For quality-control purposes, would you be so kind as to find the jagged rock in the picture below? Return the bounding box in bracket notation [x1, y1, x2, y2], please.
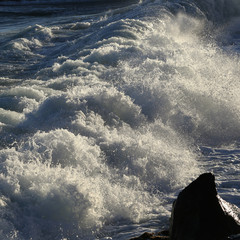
[170, 173, 240, 240]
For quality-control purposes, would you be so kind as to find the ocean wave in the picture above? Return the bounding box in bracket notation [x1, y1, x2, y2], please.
[0, 0, 240, 238]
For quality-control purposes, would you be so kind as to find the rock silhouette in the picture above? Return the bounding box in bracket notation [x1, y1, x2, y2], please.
[170, 173, 240, 240]
[129, 173, 240, 240]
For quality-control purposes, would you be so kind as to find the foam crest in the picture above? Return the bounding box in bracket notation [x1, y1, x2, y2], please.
[0, 108, 24, 127]
[0, 79, 200, 238]
[85, 43, 141, 67]
[2, 87, 45, 101]
[72, 109, 199, 191]
[92, 87, 145, 126]
[27, 24, 53, 42]
[69, 22, 91, 30]
[4, 24, 53, 58]
[19, 84, 145, 132]
[51, 59, 91, 77]
[106, 12, 240, 146]
[12, 38, 42, 52]
[0, 87, 45, 127]
[0, 129, 167, 239]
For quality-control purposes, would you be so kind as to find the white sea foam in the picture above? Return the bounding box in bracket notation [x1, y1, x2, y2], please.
[0, 108, 24, 127]
[0, 129, 172, 239]
[2, 87, 45, 101]
[12, 38, 42, 52]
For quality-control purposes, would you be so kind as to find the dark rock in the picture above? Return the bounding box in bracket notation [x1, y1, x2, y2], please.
[170, 173, 240, 240]
[157, 230, 170, 236]
[129, 232, 170, 240]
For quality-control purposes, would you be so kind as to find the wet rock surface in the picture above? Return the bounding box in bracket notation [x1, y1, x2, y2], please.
[170, 173, 240, 240]
[129, 173, 240, 240]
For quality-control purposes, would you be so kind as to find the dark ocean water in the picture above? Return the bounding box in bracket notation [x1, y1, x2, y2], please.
[0, 0, 240, 239]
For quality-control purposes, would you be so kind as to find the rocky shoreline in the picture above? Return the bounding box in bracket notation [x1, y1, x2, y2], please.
[130, 173, 240, 240]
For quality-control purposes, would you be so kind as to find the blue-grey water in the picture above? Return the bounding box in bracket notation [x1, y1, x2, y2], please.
[0, 0, 240, 239]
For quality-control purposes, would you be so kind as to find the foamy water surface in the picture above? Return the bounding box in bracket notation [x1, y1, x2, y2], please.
[0, 0, 240, 239]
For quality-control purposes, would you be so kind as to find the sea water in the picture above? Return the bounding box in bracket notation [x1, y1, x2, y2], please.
[0, 0, 240, 239]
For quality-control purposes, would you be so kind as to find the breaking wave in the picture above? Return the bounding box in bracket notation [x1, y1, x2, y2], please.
[0, 0, 240, 239]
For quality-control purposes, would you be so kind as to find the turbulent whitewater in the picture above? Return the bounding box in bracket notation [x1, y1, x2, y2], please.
[0, 0, 240, 239]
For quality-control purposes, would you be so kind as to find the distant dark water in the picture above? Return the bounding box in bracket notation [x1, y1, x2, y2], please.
[0, 0, 139, 16]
